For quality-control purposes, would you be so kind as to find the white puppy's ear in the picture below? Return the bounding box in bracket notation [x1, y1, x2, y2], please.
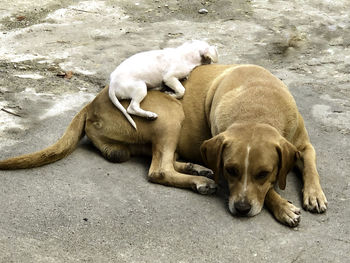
[201, 46, 218, 63]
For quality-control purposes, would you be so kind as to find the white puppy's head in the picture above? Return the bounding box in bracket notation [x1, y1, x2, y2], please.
[180, 40, 218, 64]
[202, 45, 218, 63]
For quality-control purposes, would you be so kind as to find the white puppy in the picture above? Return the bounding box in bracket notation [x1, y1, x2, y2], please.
[109, 40, 218, 129]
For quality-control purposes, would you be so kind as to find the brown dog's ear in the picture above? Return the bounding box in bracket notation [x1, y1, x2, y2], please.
[276, 138, 299, 190]
[200, 134, 226, 183]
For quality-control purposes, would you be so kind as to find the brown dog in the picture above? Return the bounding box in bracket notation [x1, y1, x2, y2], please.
[0, 64, 327, 227]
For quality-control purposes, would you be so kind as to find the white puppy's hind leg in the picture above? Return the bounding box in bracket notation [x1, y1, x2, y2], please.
[127, 81, 158, 120]
[109, 84, 137, 129]
[164, 76, 185, 99]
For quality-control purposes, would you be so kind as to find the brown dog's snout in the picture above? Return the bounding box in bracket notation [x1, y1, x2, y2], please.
[234, 200, 252, 215]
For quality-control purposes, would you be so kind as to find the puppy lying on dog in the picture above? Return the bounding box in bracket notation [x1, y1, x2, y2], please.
[108, 40, 218, 129]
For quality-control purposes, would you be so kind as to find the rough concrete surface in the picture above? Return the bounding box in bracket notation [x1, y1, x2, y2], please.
[0, 0, 349, 262]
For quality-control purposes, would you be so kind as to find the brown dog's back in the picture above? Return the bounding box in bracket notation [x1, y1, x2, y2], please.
[208, 65, 299, 139]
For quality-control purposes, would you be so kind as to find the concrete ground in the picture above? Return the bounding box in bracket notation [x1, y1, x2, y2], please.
[0, 0, 349, 262]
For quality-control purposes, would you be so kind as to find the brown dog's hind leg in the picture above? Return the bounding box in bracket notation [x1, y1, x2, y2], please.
[300, 143, 328, 213]
[103, 144, 130, 163]
[92, 139, 131, 163]
[148, 130, 216, 195]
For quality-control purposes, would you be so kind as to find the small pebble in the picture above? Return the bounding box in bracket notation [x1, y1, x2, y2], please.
[198, 8, 208, 14]
[57, 71, 65, 77]
[16, 16, 26, 21]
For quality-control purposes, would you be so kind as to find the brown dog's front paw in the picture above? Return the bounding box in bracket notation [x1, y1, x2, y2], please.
[193, 178, 217, 195]
[302, 186, 328, 213]
[186, 163, 214, 179]
[275, 201, 301, 227]
[198, 168, 214, 178]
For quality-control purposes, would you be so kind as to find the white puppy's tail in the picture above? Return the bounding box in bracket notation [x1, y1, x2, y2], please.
[108, 87, 137, 129]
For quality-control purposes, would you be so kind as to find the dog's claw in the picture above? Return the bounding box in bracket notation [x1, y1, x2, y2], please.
[165, 91, 184, 99]
[197, 184, 216, 195]
[274, 201, 301, 227]
[193, 178, 217, 195]
[289, 215, 301, 227]
[146, 115, 158, 120]
[185, 163, 214, 179]
[198, 169, 214, 178]
[302, 186, 328, 213]
[145, 112, 158, 120]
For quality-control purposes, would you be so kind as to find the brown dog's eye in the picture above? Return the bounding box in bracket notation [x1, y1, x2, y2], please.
[226, 167, 239, 177]
[256, 171, 269, 180]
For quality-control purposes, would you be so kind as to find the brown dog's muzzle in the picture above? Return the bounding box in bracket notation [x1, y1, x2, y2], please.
[234, 199, 252, 216]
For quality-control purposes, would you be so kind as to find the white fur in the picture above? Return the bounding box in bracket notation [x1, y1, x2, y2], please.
[243, 145, 251, 193]
[109, 40, 218, 129]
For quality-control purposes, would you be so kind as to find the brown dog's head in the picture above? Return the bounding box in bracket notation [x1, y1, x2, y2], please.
[200, 123, 299, 217]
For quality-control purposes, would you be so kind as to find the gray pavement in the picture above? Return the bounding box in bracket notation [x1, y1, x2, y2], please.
[0, 0, 349, 262]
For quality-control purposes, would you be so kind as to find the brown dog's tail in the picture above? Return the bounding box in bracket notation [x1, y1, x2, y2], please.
[0, 106, 87, 170]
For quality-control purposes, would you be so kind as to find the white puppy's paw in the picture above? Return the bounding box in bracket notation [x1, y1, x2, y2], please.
[165, 91, 184, 99]
[192, 177, 217, 195]
[144, 111, 158, 120]
[174, 92, 184, 99]
[165, 91, 176, 97]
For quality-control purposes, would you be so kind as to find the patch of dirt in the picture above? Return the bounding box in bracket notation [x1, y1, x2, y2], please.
[0, 60, 104, 95]
[0, 0, 74, 31]
[116, 0, 252, 24]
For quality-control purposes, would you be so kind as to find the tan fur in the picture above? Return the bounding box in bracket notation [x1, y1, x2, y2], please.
[0, 64, 327, 227]
[0, 107, 87, 169]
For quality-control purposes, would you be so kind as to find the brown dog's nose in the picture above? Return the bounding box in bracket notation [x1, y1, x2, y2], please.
[234, 200, 251, 215]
